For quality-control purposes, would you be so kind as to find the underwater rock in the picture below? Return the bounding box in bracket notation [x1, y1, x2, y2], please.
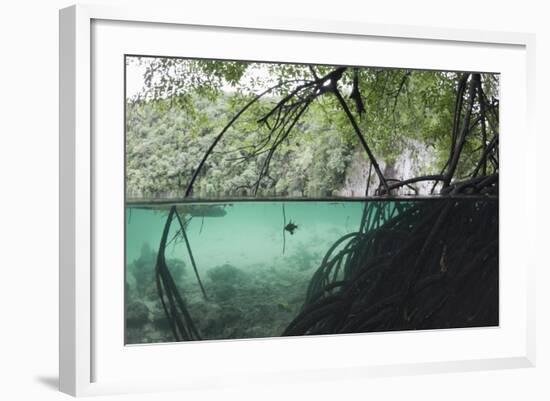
[211, 282, 237, 301]
[187, 301, 209, 320]
[207, 264, 250, 302]
[252, 303, 276, 323]
[166, 257, 186, 281]
[126, 301, 150, 329]
[132, 243, 157, 295]
[191, 303, 223, 335]
[197, 305, 245, 339]
[207, 263, 246, 284]
[244, 326, 264, 338]
[152, 314, 172, 332]
[143, 281, 159, 301]
[125, 282, 139, 305]
[130, 241, 186, 300]
[137, 243, 156, 266]
[147, 329, 170, 343]
[220, 306, 243, 326]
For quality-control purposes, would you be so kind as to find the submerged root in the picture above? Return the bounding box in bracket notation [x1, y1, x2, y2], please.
[283, 196, 498, 336]
[155, 206, 206, 341]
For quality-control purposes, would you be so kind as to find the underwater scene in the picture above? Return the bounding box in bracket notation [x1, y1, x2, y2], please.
[125, 198, 498, 344]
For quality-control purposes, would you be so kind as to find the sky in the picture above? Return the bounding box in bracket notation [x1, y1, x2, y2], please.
[125, 60, 147, 100]
[125, 56, 279, 100]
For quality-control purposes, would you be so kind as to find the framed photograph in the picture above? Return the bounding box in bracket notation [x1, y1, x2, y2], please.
[59, 4, 536, 396]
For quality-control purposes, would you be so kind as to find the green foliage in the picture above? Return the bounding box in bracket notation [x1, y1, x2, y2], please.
[126, 94, 353, 197]
[126, 56, 499, 198]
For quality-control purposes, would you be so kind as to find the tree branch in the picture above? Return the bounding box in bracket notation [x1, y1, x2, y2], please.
[184, 81, 290, 197]
[332, 88, 390, 194]
[443, 74, 479, 187]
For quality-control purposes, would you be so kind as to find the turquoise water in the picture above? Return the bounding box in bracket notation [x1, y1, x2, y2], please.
[125, 200, 366, 343]
[124, 199, 498, 344]
[126, 201, 363, 270]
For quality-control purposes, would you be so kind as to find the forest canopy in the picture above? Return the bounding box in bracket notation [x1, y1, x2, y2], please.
[125, 56, 499, 199]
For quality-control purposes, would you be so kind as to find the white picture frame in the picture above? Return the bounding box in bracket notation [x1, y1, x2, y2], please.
[59, 4, 536, 397]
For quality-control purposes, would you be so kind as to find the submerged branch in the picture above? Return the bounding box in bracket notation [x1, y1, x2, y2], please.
[155, 206, 201, 341]
[173, 209, 208, 300]
[282, 203, 287, 254]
